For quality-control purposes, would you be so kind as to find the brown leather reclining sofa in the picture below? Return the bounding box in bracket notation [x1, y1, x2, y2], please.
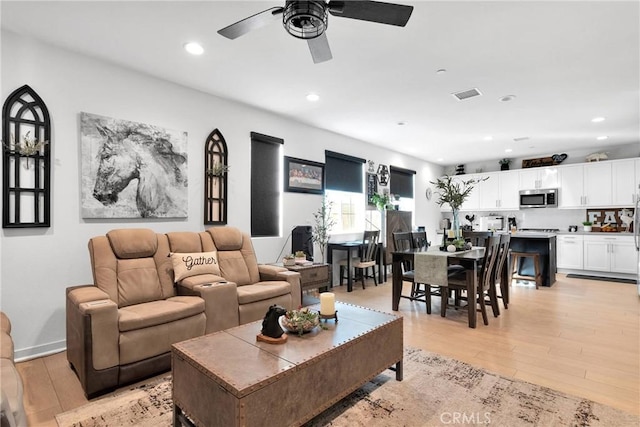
[66, 226, 301, 398]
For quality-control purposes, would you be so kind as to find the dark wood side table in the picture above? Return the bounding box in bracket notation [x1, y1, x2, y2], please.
[275, 263, 330, 301]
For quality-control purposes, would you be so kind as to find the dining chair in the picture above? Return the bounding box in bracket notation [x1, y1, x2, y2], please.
[411, 231, 429, 250]
[339, 230, 379, 289]
[442, 236, 501, 325]
[393, 231, 447, 314]
[463, 230, 493, 247]
[494, 233, 511, 310]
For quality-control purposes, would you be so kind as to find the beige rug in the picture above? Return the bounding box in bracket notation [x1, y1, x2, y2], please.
[56, 347, 638, 427]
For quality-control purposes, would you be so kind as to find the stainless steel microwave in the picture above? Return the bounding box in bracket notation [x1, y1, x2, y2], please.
[519, 188, 558, 208]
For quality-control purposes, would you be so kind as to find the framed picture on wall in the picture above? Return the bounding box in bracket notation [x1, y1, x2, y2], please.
[284, 156, 324, 194]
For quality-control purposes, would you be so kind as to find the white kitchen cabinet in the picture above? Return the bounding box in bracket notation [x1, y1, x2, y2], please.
[556, 234, 584, 269]
[612, 159, 637, 206]
[476, 171, 519, 211]
[559, 162, 612, 208]
[583, 235, 636, 274]
[519, 166, 559, 190]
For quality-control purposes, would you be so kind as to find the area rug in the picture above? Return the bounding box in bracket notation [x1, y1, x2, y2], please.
[566, 274, 636, 285]
[56, 347, 638, 427]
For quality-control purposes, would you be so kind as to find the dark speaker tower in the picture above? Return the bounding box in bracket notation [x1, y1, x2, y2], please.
[291, 226, 313, 261]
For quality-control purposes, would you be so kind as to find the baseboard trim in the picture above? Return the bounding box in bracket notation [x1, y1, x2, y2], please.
[15, 339, 66, 362]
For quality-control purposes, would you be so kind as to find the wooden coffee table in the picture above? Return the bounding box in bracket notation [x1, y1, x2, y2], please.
[172, 302, 403, 426]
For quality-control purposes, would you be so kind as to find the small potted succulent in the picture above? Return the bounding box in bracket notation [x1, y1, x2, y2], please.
[294, 251, 307, 263]
[283, 253, 296, 266]
[499, 158, 512, 171]
[582, 221, 593, 232]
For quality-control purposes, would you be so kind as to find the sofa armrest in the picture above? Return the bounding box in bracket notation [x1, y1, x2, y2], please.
[176, 281, 239, 333]
[258, 267, 302, 309]
[66, 285, 119, 377]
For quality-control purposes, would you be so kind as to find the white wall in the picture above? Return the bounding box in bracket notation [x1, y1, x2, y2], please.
[0, 31, 443, 359]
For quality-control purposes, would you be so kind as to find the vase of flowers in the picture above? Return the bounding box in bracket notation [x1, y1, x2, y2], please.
[431, 174, 487, 241]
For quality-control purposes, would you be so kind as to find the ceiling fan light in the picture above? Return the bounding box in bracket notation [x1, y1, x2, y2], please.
[283, 1, 327, 39]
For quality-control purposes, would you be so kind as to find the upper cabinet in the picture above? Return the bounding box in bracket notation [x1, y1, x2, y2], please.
[612, 159, 637, 206]
[559, 162, 612, 208]
[519, 166, 558, 189]
[479, 170, 519, 210]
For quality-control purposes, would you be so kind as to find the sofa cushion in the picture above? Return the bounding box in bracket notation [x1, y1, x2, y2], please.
[236, 281, 292, 305]
[171, 251, 220, 282]
[1, 358, 25, 427]
[0, 331, 13, 361]
[118, 297, 205, 332]
[116, 258, 164, 308]
[107, 229, 157, 259]
[208, 227, 243, 250]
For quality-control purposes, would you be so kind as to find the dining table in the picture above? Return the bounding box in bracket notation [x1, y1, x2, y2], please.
[327, 241, 385, 292]
[391, 246, 486, 328]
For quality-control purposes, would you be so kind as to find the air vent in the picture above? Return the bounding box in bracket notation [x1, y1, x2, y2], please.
[452, 88, 482, 101]
[513, 136, 530, 142]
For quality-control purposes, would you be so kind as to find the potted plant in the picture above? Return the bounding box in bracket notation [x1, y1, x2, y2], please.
[582, 221, 593, 232]
[499, 158, 512, 171]
[206, 161, 229, 177]
[311, 197, 336, 263]
[283, 254, 296, 266]
[430, 174, 487, 243]
[294, 251, 307, 263]
[370, 192, 392, 210]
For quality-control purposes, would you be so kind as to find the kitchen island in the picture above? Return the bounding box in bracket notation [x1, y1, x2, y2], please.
[509, 232, 557, 287]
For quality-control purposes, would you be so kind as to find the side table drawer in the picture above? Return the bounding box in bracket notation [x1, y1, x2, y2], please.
[298, 265, 329, 283]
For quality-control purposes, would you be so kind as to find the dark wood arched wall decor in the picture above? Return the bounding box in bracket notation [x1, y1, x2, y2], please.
[204, 129, 228, 225]
[2, 85, 51, 228]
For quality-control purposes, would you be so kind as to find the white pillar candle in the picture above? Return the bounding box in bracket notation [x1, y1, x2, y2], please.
[320, 292, 335, 315]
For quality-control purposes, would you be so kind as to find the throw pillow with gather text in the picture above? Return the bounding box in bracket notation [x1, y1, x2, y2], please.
[171, 251, 219, 282]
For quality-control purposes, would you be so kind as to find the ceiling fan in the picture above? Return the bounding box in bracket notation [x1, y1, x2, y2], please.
[217, 1, 414, 64]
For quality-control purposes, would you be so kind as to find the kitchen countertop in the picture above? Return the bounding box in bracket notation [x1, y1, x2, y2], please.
[509, 232, 557, 238]
[555, 231, 634, 236]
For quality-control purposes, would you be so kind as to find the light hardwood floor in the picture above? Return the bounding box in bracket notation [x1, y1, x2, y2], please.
[16, 273, 640, 425]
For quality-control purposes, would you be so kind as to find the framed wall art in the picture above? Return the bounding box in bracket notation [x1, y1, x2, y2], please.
[284, 156, 324, 194]
[80, 112, 188, 218]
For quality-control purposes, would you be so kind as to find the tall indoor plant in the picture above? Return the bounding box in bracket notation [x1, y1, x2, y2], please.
[431, 174, 487, 239]
[312, 197, 336, 263]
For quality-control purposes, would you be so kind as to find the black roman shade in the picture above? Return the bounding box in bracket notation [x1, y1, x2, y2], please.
[251, 132, 283, 237]
[325, 150, 365, 193]
[390, 165, 415, 198]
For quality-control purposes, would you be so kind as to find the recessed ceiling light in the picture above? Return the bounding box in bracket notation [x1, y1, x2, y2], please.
[397, 121, 407, 126]
[436, 68, 447, 74]
[436, 158, 444, 162]
[505, 148, 513, 153]
[591, 117, 606, 123]
[184, 42, 204, 55]
[596, 135, 608, 140]
[306, 93, 320, 102]
[483, 136, 493, 141]
[499, 95, 516, 102]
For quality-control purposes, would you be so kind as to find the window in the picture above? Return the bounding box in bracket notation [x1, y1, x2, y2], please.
[251, 132, 283, 237]
[390, 165, 416, 213]
[325, 151, 365, 234]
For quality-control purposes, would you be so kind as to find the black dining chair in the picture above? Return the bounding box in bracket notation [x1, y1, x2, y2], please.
[339, 230, 380, 289]
[393, 231, 448, 314]
[442, 236, 501, 325]
[463, 230, 493, 247]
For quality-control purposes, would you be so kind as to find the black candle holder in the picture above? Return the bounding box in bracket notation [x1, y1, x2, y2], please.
[318, 310, 338, 322]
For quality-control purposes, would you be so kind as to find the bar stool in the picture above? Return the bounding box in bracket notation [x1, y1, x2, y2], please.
[510, 251, 541, 289]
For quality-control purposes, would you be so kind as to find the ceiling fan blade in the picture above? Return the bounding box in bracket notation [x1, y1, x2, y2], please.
[308, 33, 333, 64]
[217, 6, 284, 39]
[328, 1, 413, 27]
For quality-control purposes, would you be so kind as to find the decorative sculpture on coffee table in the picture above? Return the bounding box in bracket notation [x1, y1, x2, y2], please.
[256, 305, 288, 344]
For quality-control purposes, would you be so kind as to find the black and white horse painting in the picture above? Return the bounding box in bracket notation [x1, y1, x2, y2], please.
[81, 112, 188, 218]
